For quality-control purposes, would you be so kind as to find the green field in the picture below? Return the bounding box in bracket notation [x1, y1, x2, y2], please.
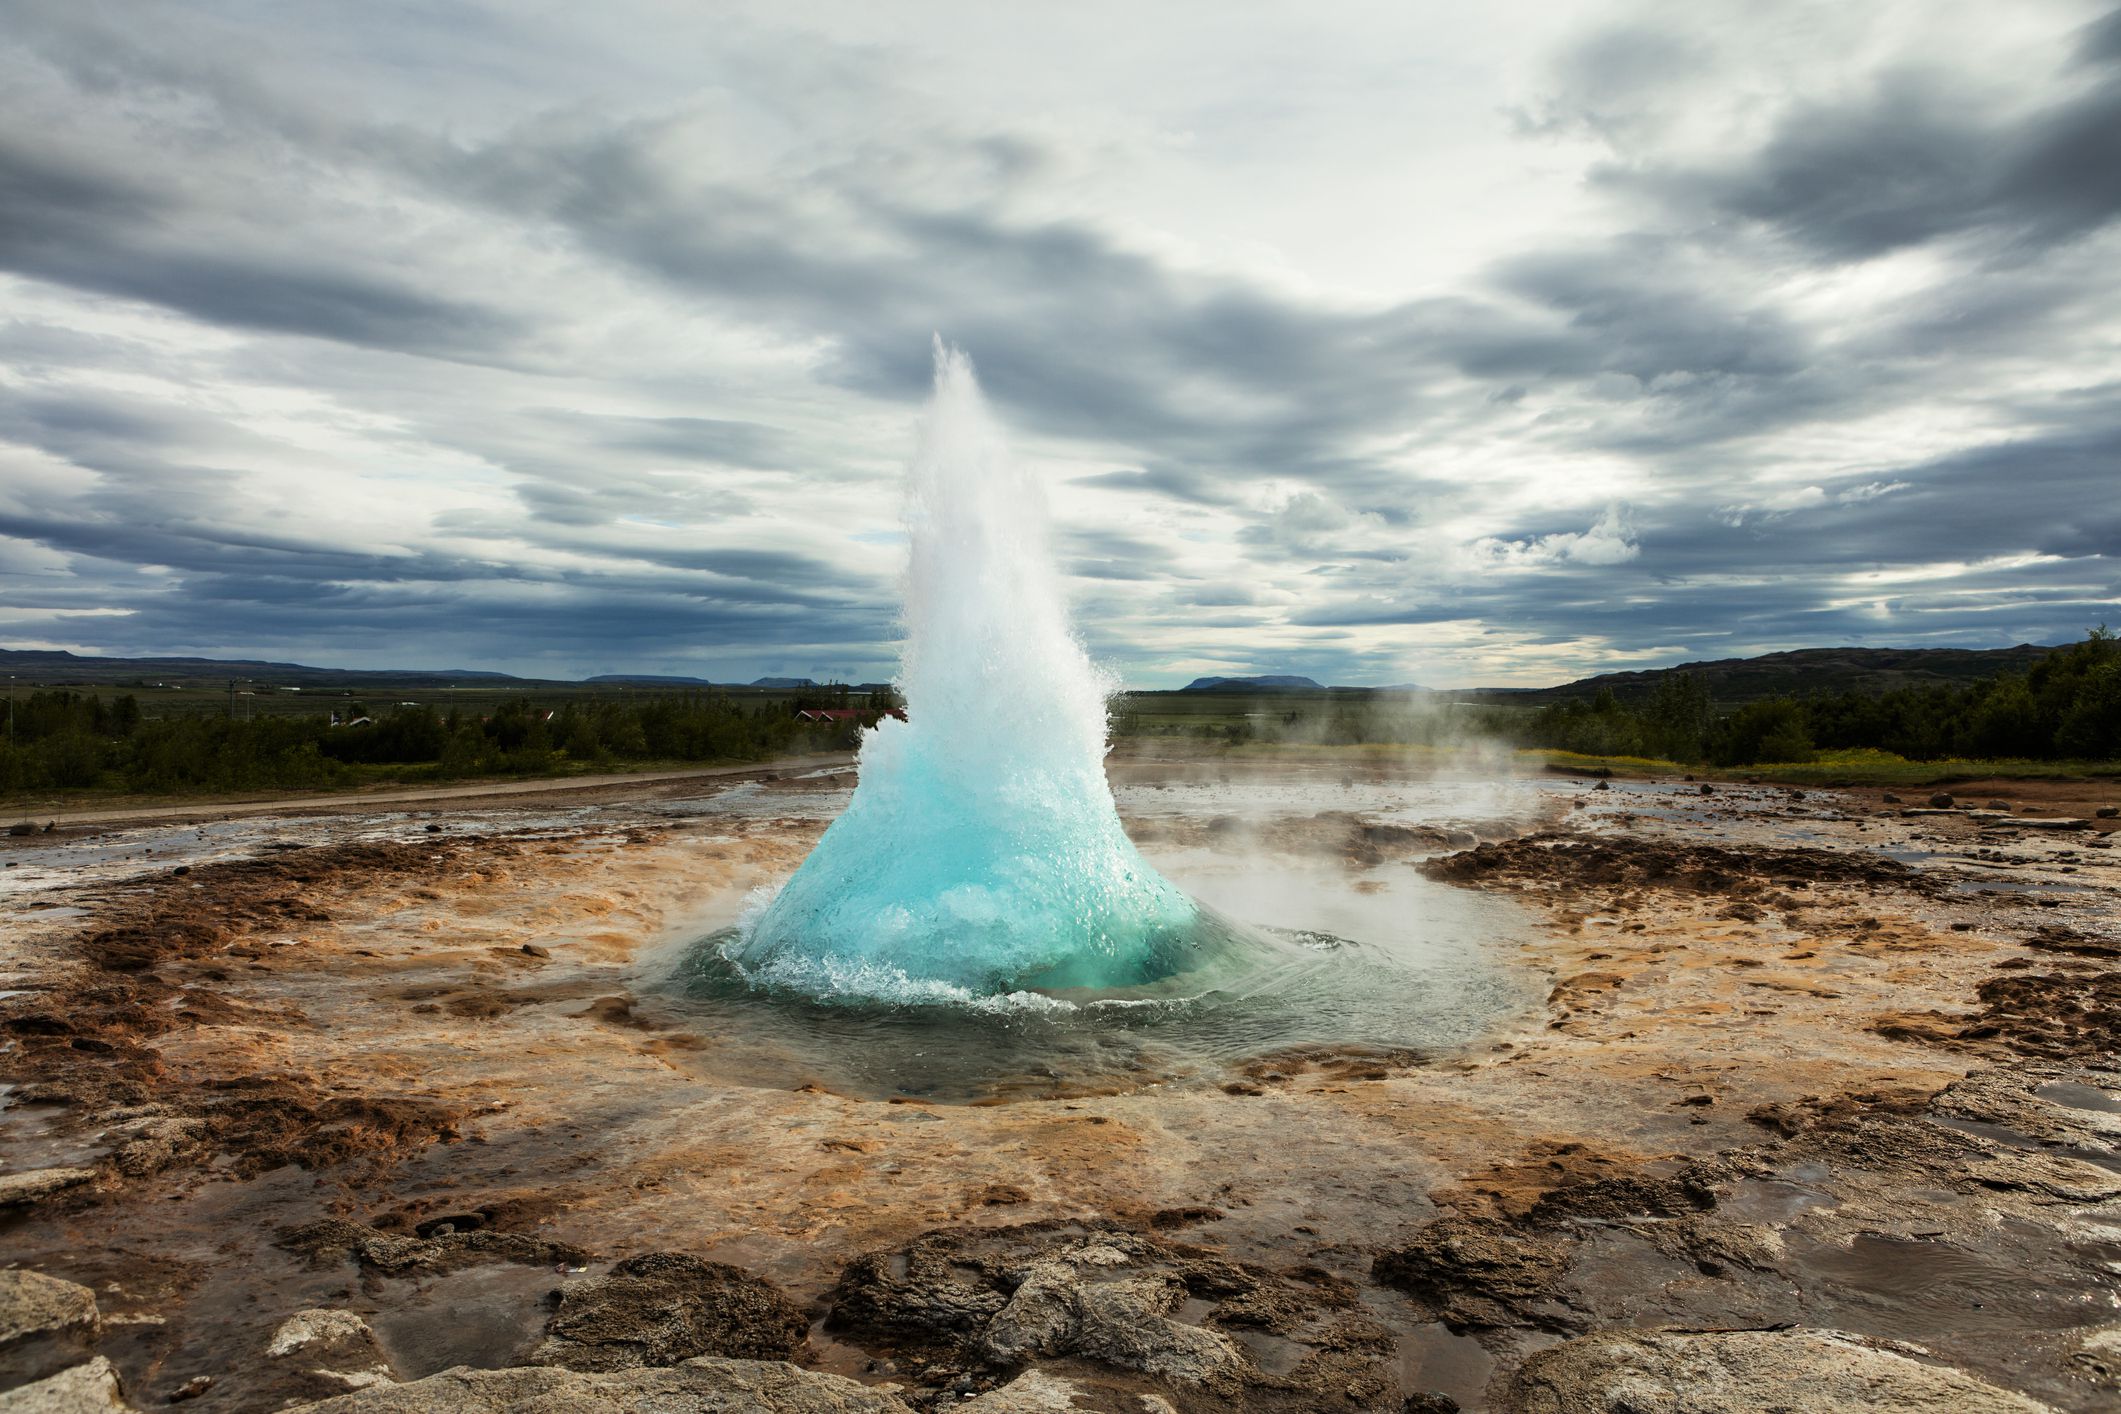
[1531, 746, 2121, 788]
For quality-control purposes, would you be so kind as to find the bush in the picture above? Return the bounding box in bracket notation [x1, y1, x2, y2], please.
[1506, 630, 2118, 766]
[0, 687, 818, 799]
[1709, 699, 1814, 766]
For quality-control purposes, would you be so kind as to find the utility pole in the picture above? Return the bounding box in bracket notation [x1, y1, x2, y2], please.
[7, 675, 13, 748]
[228, 678, 236, 720]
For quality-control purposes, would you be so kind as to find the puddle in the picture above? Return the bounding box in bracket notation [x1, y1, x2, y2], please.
[367, 1264, 565, 1377]
[2037, 1081, 2121, 1115]
[1719, 1177, 1833, 1225]
[0, 1089, 106, 1172]
[1933, 1115, 2121, 1175]
[1791, 1232, 2121, 1341]
[1397, 1320, 1495, 1410]
[1225, 1326, 1309, 1376]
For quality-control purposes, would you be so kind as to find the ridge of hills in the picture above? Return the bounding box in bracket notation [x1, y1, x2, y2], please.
[0, 642, 2067, 704]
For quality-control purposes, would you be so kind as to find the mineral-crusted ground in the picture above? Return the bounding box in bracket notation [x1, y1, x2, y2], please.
[1, 753, 2115, 1411]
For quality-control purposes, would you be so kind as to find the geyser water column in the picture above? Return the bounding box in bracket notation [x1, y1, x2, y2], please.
[732, 343, 1216, 1001]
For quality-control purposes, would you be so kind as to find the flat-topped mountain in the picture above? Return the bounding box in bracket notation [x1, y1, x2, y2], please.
[1180, 675, 1326, 693]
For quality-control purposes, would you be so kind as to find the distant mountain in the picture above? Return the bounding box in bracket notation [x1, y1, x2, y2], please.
[0, 648, 541, 688]
[1180, 675, 1325, 692]
[0, 649, 870, 693]
[1449, 644, 2062, 705]
[586, 674, 721, 685]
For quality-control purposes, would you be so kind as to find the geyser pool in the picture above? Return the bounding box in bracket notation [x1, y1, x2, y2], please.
[661, 769, 1543, 1100]
[684, 344, 1540, 1096]
[730, 343, 1246, 1000]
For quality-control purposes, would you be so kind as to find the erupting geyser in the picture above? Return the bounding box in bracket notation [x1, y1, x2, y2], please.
[732, 343, 1224, 1001]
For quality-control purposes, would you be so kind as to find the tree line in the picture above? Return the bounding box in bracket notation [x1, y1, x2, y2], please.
[0, 690, 878, 797]
[1516, 629, 2120, 766]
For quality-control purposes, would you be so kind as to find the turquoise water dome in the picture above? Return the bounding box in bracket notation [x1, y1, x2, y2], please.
[731, 344, 1225, 1002]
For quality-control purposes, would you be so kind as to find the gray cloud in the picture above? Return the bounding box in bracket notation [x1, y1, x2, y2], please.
[0, 1, 2111, 685]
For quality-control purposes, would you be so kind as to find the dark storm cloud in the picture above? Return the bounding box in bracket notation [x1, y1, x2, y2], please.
[1494, 246, 1809, 384]
[2083, 6, 2121, 63]
[0, 134, 524, 361]
[1597, 16, 2121, 263]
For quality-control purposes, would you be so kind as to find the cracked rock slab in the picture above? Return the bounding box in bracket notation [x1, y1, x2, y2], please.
[279, 1218, 588, 1276]
[961, 1369, 1179, 1412]
[1507, 1328, 2058, 1414]
[0, 1170, 94, 1208]
[282, 1357, 914, 1412]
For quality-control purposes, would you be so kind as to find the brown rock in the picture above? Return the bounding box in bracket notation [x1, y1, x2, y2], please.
[532, 1253, 808, 1372]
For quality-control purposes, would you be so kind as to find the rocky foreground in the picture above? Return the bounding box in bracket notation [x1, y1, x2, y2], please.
[0, 763, 2116, 1411]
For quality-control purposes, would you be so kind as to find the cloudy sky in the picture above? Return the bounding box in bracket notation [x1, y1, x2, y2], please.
[1, 1, 2116, 687]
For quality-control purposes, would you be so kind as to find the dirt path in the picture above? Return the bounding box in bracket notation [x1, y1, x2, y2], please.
[16, 753, 856, 831]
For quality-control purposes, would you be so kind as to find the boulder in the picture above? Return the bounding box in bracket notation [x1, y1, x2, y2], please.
[979, 1253, 1244, 1388]
[1928, 792, 1956, 808]
[1506, 1328, 2055, 1413]
[283, 1357, 913, 1412]
[0, 1269, 101, 1388]
[2, 1356, 128, 1411]
[0, 1270, 99, 1350]
[267, 1308, 397, 1392]
[532, 1253, 807, 1372]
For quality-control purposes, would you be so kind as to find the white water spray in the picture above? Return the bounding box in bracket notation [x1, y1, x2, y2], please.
[732, 343, 1214, 999]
